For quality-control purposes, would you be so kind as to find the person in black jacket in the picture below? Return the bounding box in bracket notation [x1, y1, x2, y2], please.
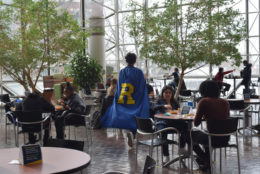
[19, 92, 55, 144]
[54, 82, 86, 139]
[241, 60, 252, 91]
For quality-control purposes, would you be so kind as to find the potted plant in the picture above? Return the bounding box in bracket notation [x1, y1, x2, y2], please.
[70, 52, 103, 94]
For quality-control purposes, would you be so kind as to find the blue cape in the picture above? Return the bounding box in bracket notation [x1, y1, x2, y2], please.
[101, 66, 150, 130]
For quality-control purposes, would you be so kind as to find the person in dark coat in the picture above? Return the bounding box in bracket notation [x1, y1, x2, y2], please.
[19, 92, 55, 144]
[241, 60, 252, 91]
[54, 82, 86, 139]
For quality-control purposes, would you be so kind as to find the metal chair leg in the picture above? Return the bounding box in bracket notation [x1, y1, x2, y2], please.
[23, 134, 26, 144]
[190, 138, 194, 174]
[160, 146, 163, 166]
[220, 148, 222, 173]
[74, 126, 76, 140]
[208, 136, 214, 174]
[68, 126, 71, 139]
[16, 125, 19, 147]
[236, 133, 241, 174]
[5, 116, 7, 144]
[13, 123, 17, 147]
[135, 135, 138, 169]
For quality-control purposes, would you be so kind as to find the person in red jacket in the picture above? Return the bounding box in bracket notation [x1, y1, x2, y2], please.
[214, 67, 234, 95]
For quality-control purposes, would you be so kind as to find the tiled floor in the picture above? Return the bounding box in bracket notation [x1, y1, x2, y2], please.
[2, 116, 260, 174]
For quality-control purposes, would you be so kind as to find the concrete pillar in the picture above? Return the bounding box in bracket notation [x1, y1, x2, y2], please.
[86, 0, 105, 69]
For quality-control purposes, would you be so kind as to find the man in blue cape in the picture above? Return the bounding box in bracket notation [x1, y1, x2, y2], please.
[101, 53, 150, 135]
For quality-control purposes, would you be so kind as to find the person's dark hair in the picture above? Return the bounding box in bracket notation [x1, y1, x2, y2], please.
[199, 80, 220, 98]
[125, 52, 137, 65]
[64, 82, 74, 92]
[160, 85, 179, 107]
[218, 67, 223, 74]
[217, 67, 224, 78]
[111, 78, 117, 85]
[243, 60, 248, 66]
[33, 90, 41, 96]
[174, 68, 179, 72]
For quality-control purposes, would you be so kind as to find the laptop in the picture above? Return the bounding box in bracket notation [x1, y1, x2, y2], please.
[243, 93, 250, 100]
[181, 106, 191, 115]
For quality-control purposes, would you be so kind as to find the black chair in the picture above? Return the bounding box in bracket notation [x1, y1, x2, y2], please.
[227, 99, 252, 135]
[179, 90, 192, 97]
[15, 110, 49, 146]
[135, 117, 181, 168]
[102, 155, 156, 174]
[250, 77, 260, 87]
[0, 94, 15, 143]
[179, 90, 194, 106]
[215, 81, 227, 96]
[190, 118, 240, 174]
[243, 88, 256, 97]
[64, 105, 92, 146]
[142, 155, 156, 174]
[44, 138, 84, 151]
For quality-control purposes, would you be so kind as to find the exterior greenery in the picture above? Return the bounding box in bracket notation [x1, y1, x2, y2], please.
[70, 52, 103, 94]
[106, 65, 114, 75]
[0, 0, 87, 92]
[127, 0, 246, 98]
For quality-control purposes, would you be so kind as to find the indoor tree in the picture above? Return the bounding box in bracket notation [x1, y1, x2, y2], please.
[0, 0, 87, 92]
[127, 0, 246, 99]
[70, 52, 103, 94]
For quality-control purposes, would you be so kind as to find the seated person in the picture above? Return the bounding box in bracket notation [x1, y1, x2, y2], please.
[54, 82, 86, 139]
[143, 74, 156, 118]
[191, 80, 230, 171]
[214, 67, 234, 94]
[147, 84, 154, 99]
[101, 78, 118, 116]
[105, 74, 113, 89]
[106, 78, 117, 97]
[18, 91, 55, 144]
[154, 85, 189, 163]
[5, 98, 22, 124]
[241, 60, 252, 90]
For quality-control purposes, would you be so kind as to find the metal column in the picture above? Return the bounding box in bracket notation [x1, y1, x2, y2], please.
[115, 0, 120, 72]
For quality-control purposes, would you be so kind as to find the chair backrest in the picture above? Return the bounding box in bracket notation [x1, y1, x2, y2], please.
[0, 94, 11, 103]
[15, 110, 43, 132]
[44, 139, 84, 151]
[135, 117, 154, 133]
[85, 105, 91, 115]
[155, 89, 159, 96]
[179, 90, 191, 96]
[143, 155, 156, 174]
[243, 88, 255, 96]
[207, 117, 238, 134]
[227, 99, 245, 110]
[16, 110, 43, 123]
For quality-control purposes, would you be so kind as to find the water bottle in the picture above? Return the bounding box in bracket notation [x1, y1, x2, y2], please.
[187, 101, 193, 108]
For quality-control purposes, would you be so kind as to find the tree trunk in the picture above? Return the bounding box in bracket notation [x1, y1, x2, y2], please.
[174, 70, 184, 101]
[19, 80, 30, 92]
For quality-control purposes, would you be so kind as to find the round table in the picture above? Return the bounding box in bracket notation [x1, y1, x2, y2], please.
[0, 147, 91, 174]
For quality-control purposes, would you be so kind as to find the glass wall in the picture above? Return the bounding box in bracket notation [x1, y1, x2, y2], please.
[0, 0, 259, 95]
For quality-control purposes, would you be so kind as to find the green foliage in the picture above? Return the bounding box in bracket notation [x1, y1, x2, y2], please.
[0, 0, 88, 91]
[71, 52, 103, 91]
[127, 0, 246, 98]
[128, 0, 246, 69]
[106, 65, 114, 75]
